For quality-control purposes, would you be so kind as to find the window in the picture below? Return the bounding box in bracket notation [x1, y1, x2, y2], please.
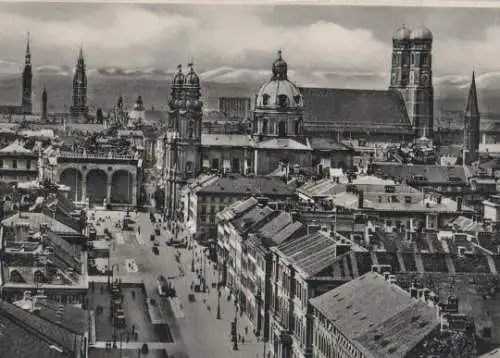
[411, 53, 415, 65]
[262, 94, 270, 106]
[26, 160, 31, 170]
[0, 159, 3, 168]
[278, 94, 288, 108]
[294, 120, 300, 135]
[187, 123, 194, 139]
[185, 161, 193, 175]
[262, 118, 268, 134]
[12, 160, 17, 169]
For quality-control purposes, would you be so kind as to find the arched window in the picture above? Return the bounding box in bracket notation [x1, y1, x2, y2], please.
[9, 269, 24, 283]
[187, 121, 194, 139]
[278, 121, 286, 137]
[185, 161, 193, 175]
[34, 270, 45, 283]
[262, 118, 269, 134]
[262, 94, 270, 106]
[278, 95, 288, 108]
[294, 120, 300, 135]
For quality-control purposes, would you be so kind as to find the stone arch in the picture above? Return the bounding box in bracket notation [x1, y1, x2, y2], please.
[60, 168, 83, 202]
[86, 169, 108, 205]
[110, 170, 134, 204]
[9, 269, 25, 283]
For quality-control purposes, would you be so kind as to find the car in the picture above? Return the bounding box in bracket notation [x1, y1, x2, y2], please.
[154, 240, 160, 247]
[152, 246, 159, 255]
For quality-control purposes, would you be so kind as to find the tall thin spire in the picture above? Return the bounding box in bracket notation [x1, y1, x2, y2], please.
[78, 46, 84, 61]
[26, 32, 30, 56]
[465, 71, 479, 118]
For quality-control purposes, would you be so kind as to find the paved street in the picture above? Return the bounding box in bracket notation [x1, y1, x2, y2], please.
[89, 209, 267, 358]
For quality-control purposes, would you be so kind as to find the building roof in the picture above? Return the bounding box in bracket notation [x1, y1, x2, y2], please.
[0, 140, 35, 155]
[355, 298, 439, 358]
[310, 272, 438, 357]
[256, 138, 312, 151]
[0, 299, 84, 358]
[478, 348, 500, 358]
[275, 231, 338, 278]
[201, 133, 254, 147]
[231, 205, 275, 235]
[198, 176, 296, 196]
[270, 221, 305, 245]
[309, 137, 353, 151]
[300, 88, 412, 133]
[257, 212, 293, 240]
[372, 162, 467, 184]
[2, 212, 80, 234]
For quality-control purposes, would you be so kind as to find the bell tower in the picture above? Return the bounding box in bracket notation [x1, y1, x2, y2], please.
[390, 26, 434, 139]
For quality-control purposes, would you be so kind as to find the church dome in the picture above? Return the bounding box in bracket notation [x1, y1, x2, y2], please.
[393, 26, 411, 41]
[173, 65, 184, 87]
[185, 63, 200, 87]
[410, 26, 433, 40]
[255, 50, 303, 110]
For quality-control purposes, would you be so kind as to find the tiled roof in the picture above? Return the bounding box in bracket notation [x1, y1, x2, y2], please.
[231, 205, 275, 235]
[271, 221, 305, 245]
[256, 138, 312, 151]
[276, 231, 338, 277]
[372, 162, 467, 184]
[310, 272, 418, 338]
[257, 212, 293, 240]
[2, 212, 80, 234]
[35, 300, 88, 335]
[300, 88, 412, 132]
[201, 134, 254, 147]
[356, 299, 439, 358]
[0, 140, 35, 155]
[478, 348, 500, 357]
[0, 300, 83, 356]
[199, 176, 296, 196]
[309, 137, 353, 151]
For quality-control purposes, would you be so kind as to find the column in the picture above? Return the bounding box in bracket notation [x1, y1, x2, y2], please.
[106, 176, 112, 205]
[81, 177, 87, 203]
[131, 176, 137, 207]
[254, 149, 259, 175]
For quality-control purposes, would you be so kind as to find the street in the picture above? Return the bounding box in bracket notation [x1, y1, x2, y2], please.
[89, 210, 267, 358]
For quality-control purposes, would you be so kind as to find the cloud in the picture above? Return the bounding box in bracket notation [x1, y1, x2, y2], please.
[0, 4, 496, 78]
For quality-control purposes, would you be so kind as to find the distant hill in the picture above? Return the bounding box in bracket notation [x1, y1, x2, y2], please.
[0, 63, 499, 116]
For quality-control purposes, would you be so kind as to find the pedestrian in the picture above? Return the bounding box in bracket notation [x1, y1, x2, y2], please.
[132, 324, 136, 334]
[245, 326, 248, 335]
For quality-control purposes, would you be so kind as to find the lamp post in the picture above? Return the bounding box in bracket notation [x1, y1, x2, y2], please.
[216, 286, 221, 319]
[233, 306, 239, 351]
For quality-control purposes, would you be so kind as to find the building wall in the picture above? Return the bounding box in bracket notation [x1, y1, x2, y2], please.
[219, 97, 252, 119]
[255, 149, 311, 175]
[201, 147, 249, 174]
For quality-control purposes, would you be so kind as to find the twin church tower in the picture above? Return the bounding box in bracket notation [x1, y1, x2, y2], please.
[389, 25, 434, 138]
[16, 33, 88, 118]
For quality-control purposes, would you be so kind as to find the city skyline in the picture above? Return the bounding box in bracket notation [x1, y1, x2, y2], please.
[0, 3, 500, 78]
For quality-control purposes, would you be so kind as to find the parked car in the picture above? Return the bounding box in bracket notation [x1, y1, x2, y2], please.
[154, 239, 160, 247]
[152, 246, 159, 255]
[150, 234, 155, 241]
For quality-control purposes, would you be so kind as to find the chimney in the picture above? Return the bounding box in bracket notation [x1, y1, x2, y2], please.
[358, 190, 364, 209]
[457, 197, 463, 212]
[447, 296, 459, 314]
[410, 283, 418, 298]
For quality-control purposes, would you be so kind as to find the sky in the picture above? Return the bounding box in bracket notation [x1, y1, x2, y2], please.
[1, 3, 500, 76]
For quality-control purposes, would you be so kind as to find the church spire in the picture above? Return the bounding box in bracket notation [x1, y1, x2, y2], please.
[25, 32, 31, 64]
[465, 71, 479, 118]
[21, 31, 32, 114]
